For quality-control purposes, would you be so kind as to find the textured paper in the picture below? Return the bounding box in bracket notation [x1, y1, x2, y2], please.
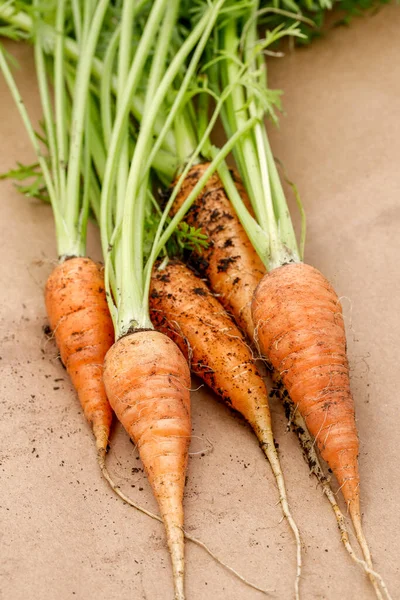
[1, 8, 399, 599]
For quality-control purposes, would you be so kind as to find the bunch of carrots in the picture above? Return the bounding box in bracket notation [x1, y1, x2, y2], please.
[0, 0, 393, 598]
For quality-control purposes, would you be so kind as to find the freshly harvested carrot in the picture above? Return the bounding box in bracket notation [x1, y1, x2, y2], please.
[252, 264, 360, 518]
[251, 264, 391, 600]
[103, 330, 191, 600]
[150, 259, 302, 599]
[172, 163, 265, 339]
[45, 257, 114, 457]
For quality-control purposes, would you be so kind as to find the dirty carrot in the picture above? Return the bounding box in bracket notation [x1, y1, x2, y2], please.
[171, 163, 265, 340]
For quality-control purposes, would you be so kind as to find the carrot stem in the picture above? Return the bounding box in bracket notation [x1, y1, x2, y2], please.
[64, 0, 109, 249]
[54, 0, 68, 214]
[0, 46, 63, 245]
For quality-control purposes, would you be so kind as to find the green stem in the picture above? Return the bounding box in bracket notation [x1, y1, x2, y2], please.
[121, 0, 178, 336]
[33, 2, 60, 204]
[78, 110, 91, 255]
[116, 0, 134, 217]
[0, 46, 70, 253]
[71, 0, 82, 44]
[65, 0, 109, 252]
[142, 0, 228, 181]
[100, 26, 120, 148]
[261, 126, 300, 259]
[54, 0, 67, 214]
[242, 7, 282, 260]
[100, 0, 169, 337]
[114, 0, 135, 305]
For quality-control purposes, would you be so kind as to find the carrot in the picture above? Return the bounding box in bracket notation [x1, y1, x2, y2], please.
[45, 257, 114, 455]
[44, 257, 126, 498]
[103, 330, 191, 600]
[251, 264, 389, 600]
[252, 264, 360, 517]
[173, 163, 265, 340]
[150, 259, 302, 599]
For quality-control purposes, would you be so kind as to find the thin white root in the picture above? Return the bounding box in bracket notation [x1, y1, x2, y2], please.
[271, 380, 392, 600]
[182, 532, 273, 596]
[97, 449, 272, 596]
[258, 434, 302, 600]
[351, 511, 393, 600]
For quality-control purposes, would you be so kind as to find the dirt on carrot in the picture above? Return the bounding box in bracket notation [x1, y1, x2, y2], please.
[171, 163, 265, 340]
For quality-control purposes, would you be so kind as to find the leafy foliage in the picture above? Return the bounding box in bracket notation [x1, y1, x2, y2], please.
[0, 161, 49, 201]
[174, 221, 209, 254]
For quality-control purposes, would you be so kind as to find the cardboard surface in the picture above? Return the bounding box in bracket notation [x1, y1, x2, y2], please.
[1, 8, 399, 599]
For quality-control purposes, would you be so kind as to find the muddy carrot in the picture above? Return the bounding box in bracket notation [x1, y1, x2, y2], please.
[171, 163, 265, 341]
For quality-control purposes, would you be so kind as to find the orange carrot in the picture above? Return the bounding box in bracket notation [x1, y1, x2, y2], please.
[173, 163, 265, 339]
[252, 263, 360, 525]
[103, 330, 191, 600]
[150, 259, 302, 598]
[252, 264, 392, 599]
[45, 256, 114, 458]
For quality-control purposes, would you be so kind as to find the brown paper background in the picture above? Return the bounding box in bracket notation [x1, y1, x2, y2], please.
[1, 7, 399, 599]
